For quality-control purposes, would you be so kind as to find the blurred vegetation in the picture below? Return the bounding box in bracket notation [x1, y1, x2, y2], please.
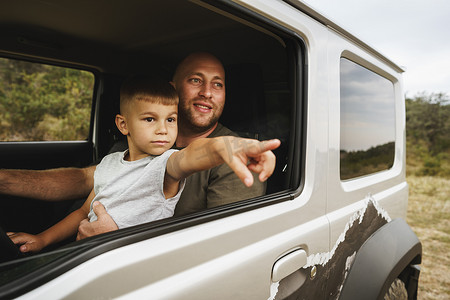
[0, 57, 94, 141]
[406, 92, 450, 177]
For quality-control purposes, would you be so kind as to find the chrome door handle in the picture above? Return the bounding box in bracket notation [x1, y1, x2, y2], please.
[272, 249, 307, 282]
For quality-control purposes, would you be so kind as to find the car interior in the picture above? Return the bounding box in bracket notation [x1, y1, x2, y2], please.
[0, 0, 304, 270]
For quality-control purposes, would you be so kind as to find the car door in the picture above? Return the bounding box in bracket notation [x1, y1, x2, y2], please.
[0, 1, 332, 299]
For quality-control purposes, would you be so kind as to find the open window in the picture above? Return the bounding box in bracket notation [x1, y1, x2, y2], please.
[0, 0, 305, 294]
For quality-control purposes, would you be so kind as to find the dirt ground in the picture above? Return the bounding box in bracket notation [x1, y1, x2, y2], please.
[406, 176, 450, 299]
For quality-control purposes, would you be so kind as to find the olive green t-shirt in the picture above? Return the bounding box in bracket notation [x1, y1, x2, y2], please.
[173, 123, 266, 216]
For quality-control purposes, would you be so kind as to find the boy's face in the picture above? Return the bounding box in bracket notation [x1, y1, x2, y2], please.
[119, 101, 178, 160]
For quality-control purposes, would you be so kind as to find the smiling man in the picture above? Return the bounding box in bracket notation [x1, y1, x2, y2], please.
[169, 52, 266, 215]
[171, 52, 226, 147]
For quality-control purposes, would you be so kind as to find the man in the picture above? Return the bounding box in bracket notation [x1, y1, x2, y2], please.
[0, 52, 268, 239]
[171, 52, 266, 213]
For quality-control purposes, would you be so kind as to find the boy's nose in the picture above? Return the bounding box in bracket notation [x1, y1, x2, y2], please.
[156, 122, 168, 134]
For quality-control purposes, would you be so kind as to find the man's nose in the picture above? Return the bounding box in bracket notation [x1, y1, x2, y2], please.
[199, 83, 212, 98]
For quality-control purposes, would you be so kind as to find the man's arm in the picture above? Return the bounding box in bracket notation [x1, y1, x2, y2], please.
[0, 166, 95, 201]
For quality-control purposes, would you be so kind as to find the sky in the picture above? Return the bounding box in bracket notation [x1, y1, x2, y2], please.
[302, 0, 450, 98]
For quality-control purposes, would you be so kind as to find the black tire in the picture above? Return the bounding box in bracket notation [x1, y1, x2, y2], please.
[384, 278, 408, 300]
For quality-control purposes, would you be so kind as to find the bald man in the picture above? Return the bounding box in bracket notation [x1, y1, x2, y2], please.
[168, 53, 265, 214]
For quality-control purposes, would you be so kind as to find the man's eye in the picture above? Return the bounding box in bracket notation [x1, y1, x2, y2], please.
[213, 82, 224, 89]
[189, 78, 202, 85]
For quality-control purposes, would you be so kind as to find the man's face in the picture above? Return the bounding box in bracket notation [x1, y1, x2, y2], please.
[174, 55, 225, 133]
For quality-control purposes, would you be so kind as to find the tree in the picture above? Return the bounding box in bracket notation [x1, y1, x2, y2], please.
[406, 92, 450, 153]
[406, 92, 450, 176]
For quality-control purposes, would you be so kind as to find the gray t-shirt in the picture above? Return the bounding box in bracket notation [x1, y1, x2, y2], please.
[88, 149, 185, 229]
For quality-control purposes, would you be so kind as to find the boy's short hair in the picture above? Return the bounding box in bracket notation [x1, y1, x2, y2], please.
[120, 76, 178, 113]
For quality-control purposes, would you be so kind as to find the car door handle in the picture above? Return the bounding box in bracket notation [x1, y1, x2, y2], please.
[272, 248, 307, 282]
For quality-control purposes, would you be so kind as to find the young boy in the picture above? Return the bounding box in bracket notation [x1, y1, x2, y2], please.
[9, 76, 280, 253]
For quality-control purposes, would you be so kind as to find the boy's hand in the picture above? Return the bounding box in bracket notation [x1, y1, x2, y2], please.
[7, 232, 46, 253]
[218, 137, 281, 187]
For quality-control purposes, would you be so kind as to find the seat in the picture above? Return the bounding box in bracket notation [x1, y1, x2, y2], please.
[221, 63, 289, 194]
[221, 63, 267, 139]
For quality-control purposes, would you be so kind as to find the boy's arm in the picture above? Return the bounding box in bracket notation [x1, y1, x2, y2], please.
[8, 189, 96, 253]
[166, 137, 280, 193]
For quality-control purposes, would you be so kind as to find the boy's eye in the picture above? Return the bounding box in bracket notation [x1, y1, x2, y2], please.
[145, 117, 154, 122]
[167, 117, 176, 123]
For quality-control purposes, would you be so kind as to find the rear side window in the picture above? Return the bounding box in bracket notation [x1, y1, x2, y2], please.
[0, 57, 94, 142]
[339, 58, 395, 180]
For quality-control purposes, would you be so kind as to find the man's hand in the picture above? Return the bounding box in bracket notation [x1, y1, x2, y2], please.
[219, 137, 280, 187]
[7, 232, 46, 253]
[76, 202, 118, 240]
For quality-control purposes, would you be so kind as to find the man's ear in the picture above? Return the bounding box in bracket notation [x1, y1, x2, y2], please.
[115, 114, 128, 135]
[169, 81, 176, 89]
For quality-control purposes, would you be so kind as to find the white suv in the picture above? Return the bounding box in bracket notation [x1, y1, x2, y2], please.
[0, 0, 421, 299]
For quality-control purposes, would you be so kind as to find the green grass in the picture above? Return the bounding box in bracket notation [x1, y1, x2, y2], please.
[406, 175, 450, 299]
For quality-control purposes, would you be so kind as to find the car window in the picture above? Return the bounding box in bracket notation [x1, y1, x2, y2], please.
[340, 58, 395, 180]
[0, 0, 302, 295]
[0, 57, 94, 142]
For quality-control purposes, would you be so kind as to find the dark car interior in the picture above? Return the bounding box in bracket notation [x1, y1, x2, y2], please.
[0, 0, 304, 272]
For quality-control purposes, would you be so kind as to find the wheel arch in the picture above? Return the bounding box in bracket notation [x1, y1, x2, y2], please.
[339, 218, 422, 300]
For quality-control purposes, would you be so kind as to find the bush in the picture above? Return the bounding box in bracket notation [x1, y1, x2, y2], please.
[0, 57, 94, 141]
[406, 92, 450, 178]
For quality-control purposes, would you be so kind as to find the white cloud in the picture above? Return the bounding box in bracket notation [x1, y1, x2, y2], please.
[302, 0, 450, 96]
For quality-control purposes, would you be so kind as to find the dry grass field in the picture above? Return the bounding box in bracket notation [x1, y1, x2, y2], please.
[406, 175, 450, 299]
